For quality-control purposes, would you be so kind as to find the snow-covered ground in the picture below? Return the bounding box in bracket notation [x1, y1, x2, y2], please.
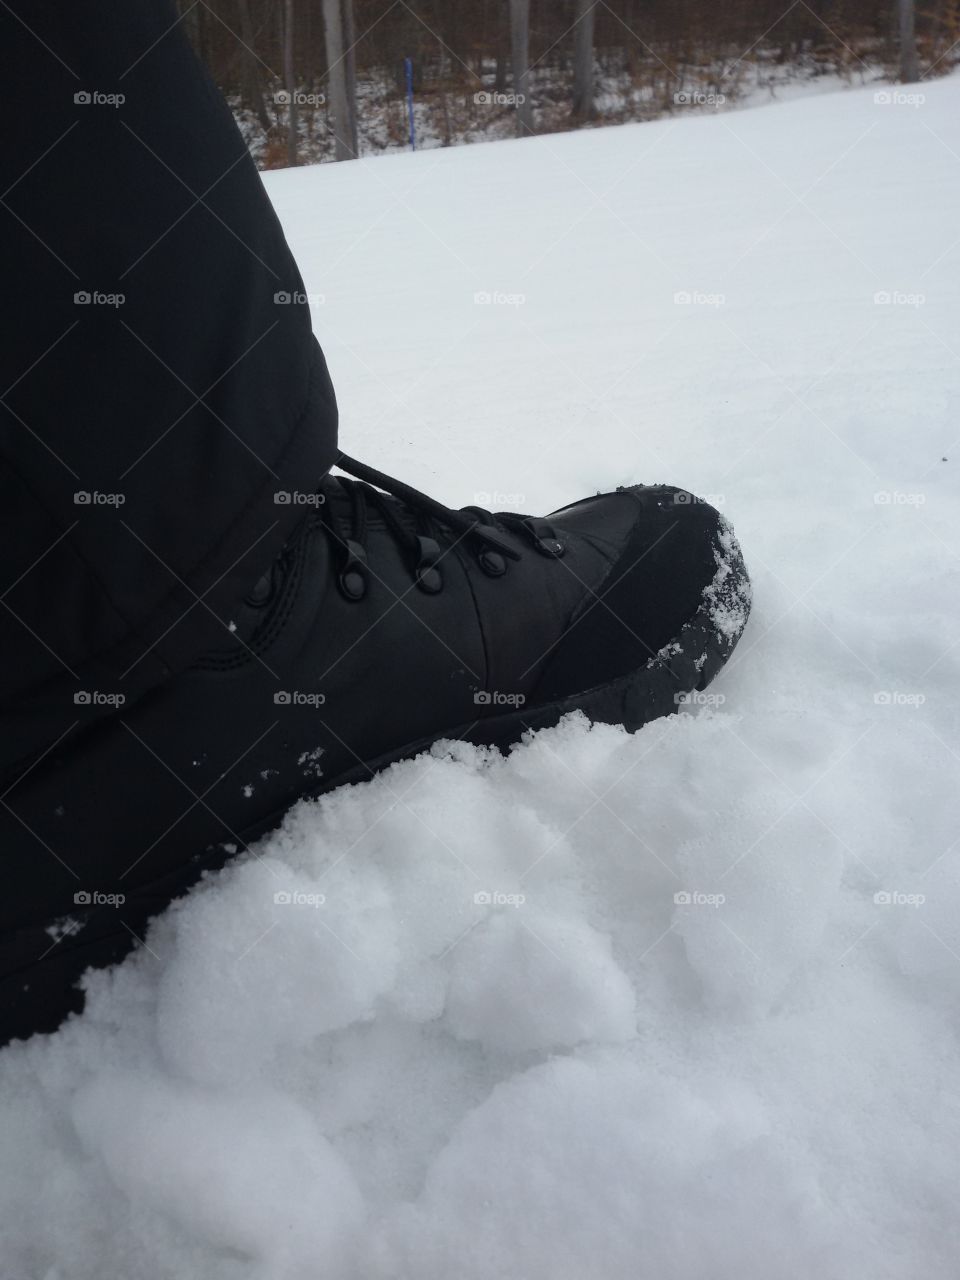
[3, 77, 960, 1279]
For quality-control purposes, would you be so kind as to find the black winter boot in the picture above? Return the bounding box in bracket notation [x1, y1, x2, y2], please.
[0, 455, 751, 1042]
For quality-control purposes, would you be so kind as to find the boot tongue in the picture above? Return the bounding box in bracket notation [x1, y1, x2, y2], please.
[321, 472, 421, 537]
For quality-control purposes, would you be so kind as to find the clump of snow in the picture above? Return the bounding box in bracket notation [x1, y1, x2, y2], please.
[44, 917, 81, 944]
[297, 745, 325, 778]
[704, 519, 754, 642]
[3, 75, 960, 1279]
[71, 1071, 365, 1271]
[444, 907, 636, 1053]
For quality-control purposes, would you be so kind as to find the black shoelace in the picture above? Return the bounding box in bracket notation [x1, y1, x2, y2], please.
[321, 453, 566, 600]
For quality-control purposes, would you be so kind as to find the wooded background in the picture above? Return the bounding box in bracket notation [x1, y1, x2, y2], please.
[176, 0, 958, 165]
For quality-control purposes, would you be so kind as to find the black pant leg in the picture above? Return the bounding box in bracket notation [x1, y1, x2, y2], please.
[0, 0, 338, 776]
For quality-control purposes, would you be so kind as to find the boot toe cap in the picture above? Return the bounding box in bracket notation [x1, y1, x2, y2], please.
[535, 484, 749, 702]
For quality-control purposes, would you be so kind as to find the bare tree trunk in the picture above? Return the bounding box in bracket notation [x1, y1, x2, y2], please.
[494, 50, 508, 94]
[509, 0, 534, 135]
[495, 0, 509, 94]
[343, 0, 360, 156]
[323, 0, 354, 159]
[238, 0, 271, 134]
[283, 0, 298, 165]
[899, 0, 920, 80]
[572, 0, 595, 119]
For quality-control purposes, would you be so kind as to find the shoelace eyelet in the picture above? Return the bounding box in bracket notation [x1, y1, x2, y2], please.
[478, 548, 507, 576]
[415, 535, 444, 594]
[245, 567, 275, 606]
[472, 523, 512, 577]
[338, 539, 369, 601]
[524, 519, 565, 558]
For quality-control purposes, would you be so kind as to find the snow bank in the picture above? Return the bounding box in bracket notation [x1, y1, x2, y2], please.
[3, 75, 960, 1279]
[3, 698, 958, 1278]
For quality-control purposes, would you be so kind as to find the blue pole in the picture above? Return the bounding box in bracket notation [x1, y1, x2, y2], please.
[404, 57, 415, 151]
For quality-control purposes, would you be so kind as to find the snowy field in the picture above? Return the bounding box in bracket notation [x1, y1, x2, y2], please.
[3, 76, 960, 1279]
